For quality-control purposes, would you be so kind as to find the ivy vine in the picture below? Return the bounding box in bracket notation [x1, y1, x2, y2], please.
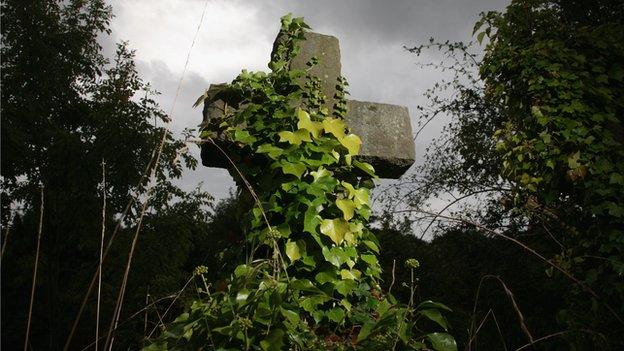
[146, 15, 455, 351]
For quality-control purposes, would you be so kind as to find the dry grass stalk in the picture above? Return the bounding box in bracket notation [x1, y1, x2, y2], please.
[103, 2, 209, 349]
[96, 160, 106, 351]
[1, 212, 13, 259]
[24, 186, 44, 351]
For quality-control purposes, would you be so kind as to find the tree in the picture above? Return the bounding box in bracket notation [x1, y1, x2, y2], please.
[477, 0, 624, 345]
[1, 1, 209, 349]
[390, 0, 624, 347]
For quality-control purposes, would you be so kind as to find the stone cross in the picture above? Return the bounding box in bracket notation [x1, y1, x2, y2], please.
[201, 32, 415, 179]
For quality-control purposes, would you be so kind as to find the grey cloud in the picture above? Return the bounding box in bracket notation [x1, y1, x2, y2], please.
[101, 0, 510, 202]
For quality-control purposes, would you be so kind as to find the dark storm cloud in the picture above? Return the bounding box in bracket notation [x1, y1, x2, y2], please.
[253, 0, 508, 44]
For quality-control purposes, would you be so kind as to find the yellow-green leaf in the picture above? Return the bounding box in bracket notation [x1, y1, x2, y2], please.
[341, 182, 369, 208]
[320, 218, 349, 245]
[353, 160, 376, 177]
[311, 167, 332, 182]
[331, 150, 340, 161]
[285, 240, 304, 262]
[278, 130, 309, 145]
[349, 222, 364, 235]
[278, 131, 301, 145]
[340, 269, 361, 280]
[322, 118, 346, 140]
[353, 188, 369, 208]
[340, 134, 362, 156]
[344, 154, 352, 165]
[256, 144, 284, 159]
[342, 181, 356, 196]
[297, 109, 324, 138]
[336, 198, 356, 221]
[281, 162, 306, 179]
[344, 232, 356, 245]
[295, 129, 312, 143]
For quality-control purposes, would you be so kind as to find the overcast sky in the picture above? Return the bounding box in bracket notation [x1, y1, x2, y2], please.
[101, 0, 509, 202]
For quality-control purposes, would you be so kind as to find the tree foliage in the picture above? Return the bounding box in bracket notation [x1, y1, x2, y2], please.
[391, 0, 623, 348]
[476, 0, 624, 343]
[1, 1, 209, 349]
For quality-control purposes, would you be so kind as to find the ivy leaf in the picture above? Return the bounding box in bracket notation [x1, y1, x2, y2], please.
[320, 218, 349, 245]
[300, 295, 330, 313]
[340, 268, 361, 280]
[322, 118, 346, 139]
[342, 181, 356, 196]
[290, 279, 316, 291]
[256, 144, 284, 159]
[363, 240, 380, 253]
[234, 129, 257, 145]
[426, 333, 457, 351]
[418, 309, 449, 331]
[295, 129, 312, 143]
[236, 289, 250, 305]
[315, 271, 336, 284]
[280, 308, 300, 325]
[276, 223, 291, 238]
[568, 151, 581, 169]
[322, 246, 342, 267]
[322, 246, 351, 268]
[297, 108, 324, 138]
[311, 167, 332, 182]
[278, 131, 300, 145]
[344, 154, 352, 165]
[353, 160, 377, 177]
[327, 307, 345, 323]
[361, 254, 378, 266]
[340, 134, 362, 156]
[336, 198, 356, 221]
[278, 129, 310, 145]
[341, 182, 370, 208]
[285, 240, 305, 262]
[304, 206, 321, 235]
[334, 279, 357, 296]
[281, 161, 306, 179]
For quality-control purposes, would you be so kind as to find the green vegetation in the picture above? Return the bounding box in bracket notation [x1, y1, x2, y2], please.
[479, 3, 624, 341]
[393, 0, 624, 348]
[2, 0, 623, 350]
[1, 0, 211, 349]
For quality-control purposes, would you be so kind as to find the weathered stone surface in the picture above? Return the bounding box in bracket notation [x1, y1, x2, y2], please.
[281, 32, 342, 109]
[200, 31, 416, 179]
[200, 84, 240, 169]
[346, 100, 415, 178]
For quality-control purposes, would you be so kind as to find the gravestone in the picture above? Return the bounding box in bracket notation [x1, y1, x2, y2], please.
[201, 31, 415, 179]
